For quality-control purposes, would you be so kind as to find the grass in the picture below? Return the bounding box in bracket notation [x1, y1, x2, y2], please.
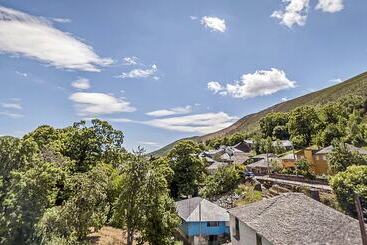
[234, 184, 263, 207]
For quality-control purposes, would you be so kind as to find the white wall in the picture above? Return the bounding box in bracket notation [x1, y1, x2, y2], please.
[229, 214, 272, 245]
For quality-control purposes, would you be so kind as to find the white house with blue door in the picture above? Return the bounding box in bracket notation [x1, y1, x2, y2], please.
[176, 197, 230, 245]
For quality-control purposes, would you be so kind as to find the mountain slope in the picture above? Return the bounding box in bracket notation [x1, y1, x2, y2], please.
[152, 71, 367, 156]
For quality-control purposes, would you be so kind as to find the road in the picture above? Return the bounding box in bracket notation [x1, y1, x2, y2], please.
[255, 175, 332, 192]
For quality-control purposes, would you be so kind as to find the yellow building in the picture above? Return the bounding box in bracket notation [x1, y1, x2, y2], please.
[281, 144, 367, 175]
[280, 147, 327, 175]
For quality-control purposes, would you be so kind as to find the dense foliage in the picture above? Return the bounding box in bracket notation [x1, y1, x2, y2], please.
[0, 120, 178, 245]
[200, 165, 242, 198]
[258, 95, 367, 149]
[330, 165, 367, 218]
[167, 141, 204, 198]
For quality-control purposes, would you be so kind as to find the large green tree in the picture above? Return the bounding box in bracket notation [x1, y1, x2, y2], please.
[330, 165, 367, 218]
[113, 151, 178, 245]
[167, 140, 204, 198]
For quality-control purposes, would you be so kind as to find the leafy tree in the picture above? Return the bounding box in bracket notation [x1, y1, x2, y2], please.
[168, 141, 204, 198]
[0, 159, 64, 244]
[330, 165, 367, 218]
[37, 165, 109, 242]
[139, 158, 179, 245]
[200, 166, 241, 198]
[113, 151, 178, 245]
[328, 142, 367, 174]
[287, 106, 319, 148]
[62, 119, 124, 172]
[259, 112, 289, 139]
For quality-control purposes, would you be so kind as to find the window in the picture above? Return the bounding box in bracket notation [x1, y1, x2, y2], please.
[207, 221, 219, 227]
[234, 217, 240, 240]
[256, 233, 262, 245]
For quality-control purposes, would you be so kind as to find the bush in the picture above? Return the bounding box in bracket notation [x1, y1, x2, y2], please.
[200, 166, 241, 198]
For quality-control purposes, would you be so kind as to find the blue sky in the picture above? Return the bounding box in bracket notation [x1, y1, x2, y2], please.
[1, 0, 367, 152]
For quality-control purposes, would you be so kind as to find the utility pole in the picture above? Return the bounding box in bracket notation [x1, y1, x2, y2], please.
[199, 199, 202, 244]
[355, 195, 367, 245]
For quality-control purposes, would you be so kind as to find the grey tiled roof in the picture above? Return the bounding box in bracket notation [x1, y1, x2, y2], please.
[229, 193, 362, 245]
[316, 143, 367, 155]
[206, 161, 228, 170]
[247, 157, 279, 169]
[176, 197, 229, 222]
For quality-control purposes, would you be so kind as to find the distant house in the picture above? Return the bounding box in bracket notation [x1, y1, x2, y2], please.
[176, 197, 230, 244]
[246, 157, 280, 175]
[281, 143, 367, 175]
[273, 140, 293, 151]
[233, 140, 252, 153]
[206, 161, 229, 175]
[229, 193, 362, 245]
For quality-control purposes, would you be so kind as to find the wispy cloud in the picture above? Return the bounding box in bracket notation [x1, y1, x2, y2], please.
[208, 68, 296, 99]
[15, 71, 28, 77]
[329, 78, 342, 83]
[69, 92, 136, 116]
[122, 56, 139, 65]
[0, 6, 112, 71]
[116, 64, 158, 79]
[110, 112, 238, 134]
[200, 16, 226, 32]
[271, 0, 309, 28]
[138, 141, 160, 146]
[51, 17, 72, 23]
[316, 0, 344, 13]
[0, 111, 24, 118]
[71, 77, 91, 90]
[146, 106, 192, 117]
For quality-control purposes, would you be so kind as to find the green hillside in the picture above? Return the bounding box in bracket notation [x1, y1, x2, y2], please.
[152, 71, 367, 156]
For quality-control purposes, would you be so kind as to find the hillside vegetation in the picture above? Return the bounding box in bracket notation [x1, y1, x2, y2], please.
[152, 71, 367, 156]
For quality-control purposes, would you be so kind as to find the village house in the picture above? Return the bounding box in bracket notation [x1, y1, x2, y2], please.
[228, 193, 362, 245]
[280, 143, 367, 175]
[176, 197, 230, 245]
[246, 157, 280, 175]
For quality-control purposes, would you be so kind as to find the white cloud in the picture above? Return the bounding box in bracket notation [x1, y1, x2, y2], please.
[0, 111, 24, 118]
[190, 16, 198, 20]
[208, 68, 296, 99]
[0, 6, 112, 72]
[146, 106, 192, 117]
[316, 0, 344, 13]
[138, 141, 160, 146]
[51, 17, 72, 23]
[281, 97, 289, 102]
[122, 56, 139, 65]
[110, 112, 238, 134]
[207, 81, 223, 94]
[1, 98, 22, 111]
[200, 16, 226, 32]
[71, 77, 90, 90]
[69, 92, 136, 116]
[1, 102, 22, 109]
[329, 78, 342, 83]
[117, 64, 158, 79]
[271, 0, 309, 28]
[15, 71, 28, 77]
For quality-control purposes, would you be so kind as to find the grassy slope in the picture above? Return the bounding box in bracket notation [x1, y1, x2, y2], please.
[152, 72, 367, 156]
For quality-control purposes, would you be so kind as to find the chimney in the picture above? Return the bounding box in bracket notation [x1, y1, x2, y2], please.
[309, 188, 320, 202]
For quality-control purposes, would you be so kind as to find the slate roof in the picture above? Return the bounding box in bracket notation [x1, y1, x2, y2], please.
[176, 197, 229, 222]
[252, 153, 275, 159]
[206, 161, 228, 171]
[273, 140, 293, 148]
[281, 153, 296, 160]
[229, 193, 362, 245]
[315, 143, 367, 155]
[247, 157, 279, 169]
